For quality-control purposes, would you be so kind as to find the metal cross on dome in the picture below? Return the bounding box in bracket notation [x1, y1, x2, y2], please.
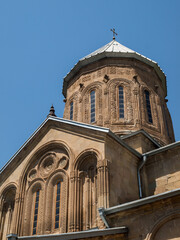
[110, 28, 118, 40]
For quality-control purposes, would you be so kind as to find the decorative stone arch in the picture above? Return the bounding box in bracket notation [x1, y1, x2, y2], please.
[23, 179, 45, 236]
[73, 148, 102, 171]
[19, 140, 72, 189]
[0, 182, 17, 204]
[146, 211, 180, 240]
[108, 78, 134, 124]
[18, 140, 72, 236]
[81, 81, 103, 125]
[44, 169, 68, 234]
[0, 183, 17, 240]
[69, 149, 109, 231]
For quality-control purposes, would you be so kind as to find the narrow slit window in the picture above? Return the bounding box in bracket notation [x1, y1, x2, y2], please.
[90, 90, 95, 123]
[119, 86, 124, 118]
[145, 90, 153, 124]
[32, 190, 40, 235]
[70, 101, 73, 120]
[55, 182, 61, 229]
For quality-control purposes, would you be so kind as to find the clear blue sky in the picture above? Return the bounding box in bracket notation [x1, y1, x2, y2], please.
[0, 0, 180, 169]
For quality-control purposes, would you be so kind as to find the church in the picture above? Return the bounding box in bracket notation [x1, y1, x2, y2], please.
[0, 33, 180, 240]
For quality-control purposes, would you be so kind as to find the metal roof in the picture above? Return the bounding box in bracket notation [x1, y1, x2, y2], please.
[80, 40, 135, 59]
[142, 139, 180, 157]
[15, 227, 128, 240]
[63, 40, 167, 97]
[121, 129, 162, 148]
[104, 188, 180, 215]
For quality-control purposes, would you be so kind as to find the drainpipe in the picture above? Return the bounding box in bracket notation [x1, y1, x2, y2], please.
[98, 207, 109, 228]
[137, 155, 147, 199]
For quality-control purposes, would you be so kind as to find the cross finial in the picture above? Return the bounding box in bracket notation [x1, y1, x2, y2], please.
[110, 28, 118, 40]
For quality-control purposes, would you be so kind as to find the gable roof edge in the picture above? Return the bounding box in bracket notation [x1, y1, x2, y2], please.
[121, 129, 162, 148]
[0, 117, 141, 176]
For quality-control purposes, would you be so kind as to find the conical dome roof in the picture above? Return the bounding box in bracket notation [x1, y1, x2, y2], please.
[80, 40, 134, 60]
[63, 40, 166, 97]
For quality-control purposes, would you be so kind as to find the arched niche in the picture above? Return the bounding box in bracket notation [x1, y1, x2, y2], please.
[78, 154, 98, 231]
[45, 169, 68, 234]
[70, 149, 109, 231]
[0, 184, 17, 240]
[74, 149, 101, 171]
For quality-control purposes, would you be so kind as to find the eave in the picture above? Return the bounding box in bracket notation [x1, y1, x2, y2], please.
[63, 52, 166, 98]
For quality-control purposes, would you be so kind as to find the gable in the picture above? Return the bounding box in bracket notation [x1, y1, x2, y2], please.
[0, 118, 107, 188]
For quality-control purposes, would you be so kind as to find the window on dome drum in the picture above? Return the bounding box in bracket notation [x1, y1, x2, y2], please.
[32, 190, 40, 235]
[163, 105, 170, 137]
[119, 86, 124, 119]
[55, 182, 61, 229]
[145, 90, 153, 124]
[70, 101, 73, 120]
[90, 90, 95, 123]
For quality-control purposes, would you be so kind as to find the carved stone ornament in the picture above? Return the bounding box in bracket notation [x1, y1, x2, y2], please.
[103, 74, 110, 83]
[133, 87, 139, 95]
[79, 83, 84, 92]
[58, 156, 69, 169]
[39, 154, 56, 178]
[28, 168, 37, 181]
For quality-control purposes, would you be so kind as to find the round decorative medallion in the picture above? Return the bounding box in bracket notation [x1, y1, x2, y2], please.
[28, 169, 37, 180]
[39, 154, 55, 177]
[58, 156, 68, 169]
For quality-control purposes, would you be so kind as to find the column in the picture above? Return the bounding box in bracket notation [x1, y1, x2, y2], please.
[97, 159, 109, 209]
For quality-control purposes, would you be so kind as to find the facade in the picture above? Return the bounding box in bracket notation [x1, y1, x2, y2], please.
[0, 39, 180, 240]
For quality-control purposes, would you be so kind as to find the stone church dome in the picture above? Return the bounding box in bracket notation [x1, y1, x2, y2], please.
[63, 40, 174, 145]
[63, 40, 166, 97]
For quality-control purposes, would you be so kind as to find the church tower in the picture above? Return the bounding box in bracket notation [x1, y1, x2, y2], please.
[63, 39, 175, 145]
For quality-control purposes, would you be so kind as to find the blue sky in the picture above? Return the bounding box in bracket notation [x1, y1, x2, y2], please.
[0, 0, 180, 169]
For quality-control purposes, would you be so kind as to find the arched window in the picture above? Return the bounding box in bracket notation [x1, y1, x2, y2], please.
[163, 105, 170, 137]
[70, 101, 73, 120]
[144, 90, 153, 123]
[118, 86, 124, 118]
[32, 189, 40, 235]
[90, 90, 95, 123]
[45, 171, 68, 233]
[55, 182, 61, 229]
